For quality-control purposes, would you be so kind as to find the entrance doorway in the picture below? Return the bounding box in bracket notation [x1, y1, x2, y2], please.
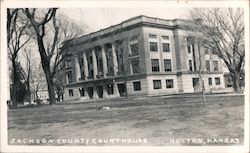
[192, 78, 201, 92]
[87, 87, 94, 99]
[96, 86, 103, 98]
[117, 83, 126, 97]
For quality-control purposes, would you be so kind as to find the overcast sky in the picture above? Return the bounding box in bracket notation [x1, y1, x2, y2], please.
[60, 8, 191, 34]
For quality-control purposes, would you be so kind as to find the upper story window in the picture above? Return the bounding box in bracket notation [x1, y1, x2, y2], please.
[192, 44, 195, 53]
[150, 42, 158, 52]
[187, 45, 191, 53]
[130, 43, 139, 56]
[206, 60, 211, 72]
[130, 35, 139, 41]
[205, 49, 209, 54]
[151, 59, 160, 72]
[213, 60, 219, 71]
[162, 35, 169, 40]
[162, 43, 170, 52]
[65, 59, 72, 69]
[89, 56, 93, 64]
[164, 59, 172, 72]
[66, 71, 73, 83]
[189, 60, 193, 71]
[149, 34, 157, 39]
[131, 59, 140, 74]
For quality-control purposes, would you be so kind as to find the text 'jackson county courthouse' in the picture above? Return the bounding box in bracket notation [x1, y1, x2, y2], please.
[61, 15, 226, 101]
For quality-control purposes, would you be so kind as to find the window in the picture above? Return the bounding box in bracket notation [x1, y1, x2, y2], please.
[212, 50, 217, 54]
[192, 44, 195, 53]
[162, 43, 170, 52]
[215, 77, 221, 85]
[130, 43, 139, 56]
[189, 60, 193, 71]
[208, 78, 212, 85]
[130, 35, 138, 41]
[205, 49, 209, 54]
[107, 85, 114, 95]
[166, 79, 174, 88]
[164, 59, 172, 72]
[153, 80, 162, 89]
[69, 89, 74, 97]
[162, 35, 169, 40]
[206, 60, 211, 72]
[213, 61, 219, 71]
[131, 59, 140, 74]
[149, 34, 157, 39]
[133, 81, 141, 91]
[187, 45, 191, 53]
[150, 42, 158, 52]
[98, 58, 103, 73]
[151, 59, 160, 72]
[79, 88, 84, 97]
[67, 72, 73, 83]
[89, 56, 93, 64]
[65, 59, 72, 68]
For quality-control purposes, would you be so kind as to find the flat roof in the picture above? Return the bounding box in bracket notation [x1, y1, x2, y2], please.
[62, 15, 193, 48]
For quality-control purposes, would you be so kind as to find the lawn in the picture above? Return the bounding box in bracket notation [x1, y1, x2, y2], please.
[8, 94, 244, 146]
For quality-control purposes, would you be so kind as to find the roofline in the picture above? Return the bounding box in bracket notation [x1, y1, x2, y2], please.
[62, 15, 194, 49]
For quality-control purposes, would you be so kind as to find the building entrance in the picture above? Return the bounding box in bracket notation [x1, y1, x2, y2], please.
[96, 86, 103, 98]
[117, 83, 126, 97]
[87, 87, 94, 99]
[192, 78, 201, 92]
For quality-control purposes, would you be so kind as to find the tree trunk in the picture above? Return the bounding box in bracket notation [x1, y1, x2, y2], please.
[232, 71, 241, 93]
[12, 60, 18, 107]
[26, 81, 31, 104]
[43, 65, 56, 105]
[47, 77, 56, 105]
[37, 36, 56, 105]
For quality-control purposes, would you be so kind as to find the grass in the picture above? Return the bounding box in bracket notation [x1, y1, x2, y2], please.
[8, 94, 244, 146]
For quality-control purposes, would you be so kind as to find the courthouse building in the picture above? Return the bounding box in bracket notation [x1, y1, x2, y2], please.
[61, 15, 225, 101]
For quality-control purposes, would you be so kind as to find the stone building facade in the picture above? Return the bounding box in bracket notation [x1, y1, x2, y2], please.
[61, 15, 225, 101]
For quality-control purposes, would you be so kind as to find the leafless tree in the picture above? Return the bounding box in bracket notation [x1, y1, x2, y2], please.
[24, 8, 59, 104]
[22, 47, 33, 104]
[7, 9, 30, 106]
[24, 9, 87, 104]
[189, 8, 244, 93]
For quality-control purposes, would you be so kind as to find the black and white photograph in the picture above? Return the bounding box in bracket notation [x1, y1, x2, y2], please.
[0, 0, 249, 153]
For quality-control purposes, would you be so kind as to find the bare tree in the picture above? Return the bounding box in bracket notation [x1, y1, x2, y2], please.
[189, 8, 244, 93]
[24, 9, 87, 104]
[53, 13, 87, 101]
[7, 9, 30, 106]
[24, 8, 59, 104]
[29, 62, 46, 100]
[22, 47, 33, 104]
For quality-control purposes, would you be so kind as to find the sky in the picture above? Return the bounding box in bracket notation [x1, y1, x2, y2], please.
[60, 8, 191, 34]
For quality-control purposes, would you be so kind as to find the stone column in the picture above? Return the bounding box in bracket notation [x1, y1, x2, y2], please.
[74, 57, 81, 82]
[112, 43, 118, 75]
[101, 45, 108, 77]
[92, 49, 98, 79]
[93, 86, 99, 99]
[83, 52, 89, 80]
[103, 85, 108, 98]
[113, 83, 120, 97]
[84, 87, 89, 99]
